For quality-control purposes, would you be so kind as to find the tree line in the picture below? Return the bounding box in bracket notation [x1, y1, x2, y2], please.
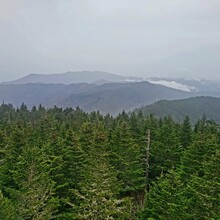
[0, 103, 219, 219]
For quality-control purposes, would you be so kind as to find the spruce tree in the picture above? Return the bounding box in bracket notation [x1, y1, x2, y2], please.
[110, 121, 145, 211]
[142, 170, 192, 220]
[0, 191, 17, 220]
[180, 115, 192, 148]
[69, 122, 131, 219]
[10, 145, 58, 219]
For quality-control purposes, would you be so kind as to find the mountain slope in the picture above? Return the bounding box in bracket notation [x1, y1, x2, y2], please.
[3, 71, 128, 85]
[134, 96, 220, 123]
[61, 81, 192, 115]
[0, 81, 191, 115]
[0, 83, 96, 107]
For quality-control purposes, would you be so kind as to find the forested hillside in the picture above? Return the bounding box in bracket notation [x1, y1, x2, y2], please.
[0, 81, 191, 115]
[135, 96, 220, 123]
[0, 104, 219, 219]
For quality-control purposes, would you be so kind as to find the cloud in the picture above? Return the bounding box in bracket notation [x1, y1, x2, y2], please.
[0, 0, 219, 80]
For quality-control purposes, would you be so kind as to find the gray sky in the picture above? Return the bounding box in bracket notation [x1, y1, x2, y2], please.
[0, 0, 220, 81]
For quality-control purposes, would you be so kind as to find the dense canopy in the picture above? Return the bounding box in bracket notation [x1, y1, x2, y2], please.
[0, 104, 219, 219]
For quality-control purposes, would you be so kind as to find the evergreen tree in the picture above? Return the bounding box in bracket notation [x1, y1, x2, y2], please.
[143, 124, 220, 220]
[180, 115, 192, 148]
[149, 116, 181, 180]
[142, 170, 192, 220]
[10, 145, 58, 219]
[179, 131, 220, 219]
[72, 152, 130, 219]
[0, 191, 17, 220]
[110, 121, 145, 211]
[0, 104, 219, 219]
[69, 122, 131, 219]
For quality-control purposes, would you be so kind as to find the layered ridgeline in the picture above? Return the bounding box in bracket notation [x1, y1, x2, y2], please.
[0, 104, 219, 219]
[135, 96, 220, 124]
[2, 71, 141, 85]
[1, 71, 220, 115]
[61, 81, 191, 115]
[0, 71, 194, 115]
[0, 81, 191, 115]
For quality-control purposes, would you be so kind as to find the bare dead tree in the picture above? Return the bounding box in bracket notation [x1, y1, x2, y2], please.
[146, 129, 150, 191]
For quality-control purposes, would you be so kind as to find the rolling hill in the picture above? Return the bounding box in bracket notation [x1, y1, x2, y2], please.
[0, 81, 192, 115]
[0, 83, 96, 107]
[2, 72, 220, 116]
[134, 96, 220, 123]
[61, 81, 192, 115]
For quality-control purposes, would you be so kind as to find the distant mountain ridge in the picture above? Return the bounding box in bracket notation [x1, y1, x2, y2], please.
[4, 71, 220, 94]
[2, 71, 220, 115]
[0, 81, 192, 115]
[3, 71, 142, 85]
[134, 96, 220, 123]
[61, 81, 192, 115]
[0, 83, 96, 108]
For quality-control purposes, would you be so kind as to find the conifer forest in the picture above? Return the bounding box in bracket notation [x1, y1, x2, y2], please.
[0, 104, 219, 219]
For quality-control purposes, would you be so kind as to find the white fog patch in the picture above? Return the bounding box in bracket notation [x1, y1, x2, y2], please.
[125, 78, 143, 82]
[148, 80, 197, 92]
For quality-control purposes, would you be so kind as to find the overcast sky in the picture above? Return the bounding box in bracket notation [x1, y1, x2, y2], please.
[0, 0, 220, 81]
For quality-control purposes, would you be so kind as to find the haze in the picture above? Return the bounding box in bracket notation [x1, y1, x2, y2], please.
[1, 0, 220, 81]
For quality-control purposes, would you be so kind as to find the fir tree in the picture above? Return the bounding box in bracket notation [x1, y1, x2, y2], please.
[110, 121, 145, 211]
[69, 122, 131, 219]
[0, 191, 17, 220]
[10, 145, 58, 219]
[180, 115, 192, 148]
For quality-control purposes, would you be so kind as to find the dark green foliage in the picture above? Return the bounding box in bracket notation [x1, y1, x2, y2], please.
[142, 119, 220, 220]
[143, 171, 192, 220]
[64, 122, 132, 219]
[0, 191, 18, 220]
[149, 116, 182, 180]
[135, 96, 220, 124]
[180, 115, 192, 148]
[110, 121, 145, 196]
[71, 158, 130, 219]
[0, 103, 219, 219]
[10, 145, 58, 219]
